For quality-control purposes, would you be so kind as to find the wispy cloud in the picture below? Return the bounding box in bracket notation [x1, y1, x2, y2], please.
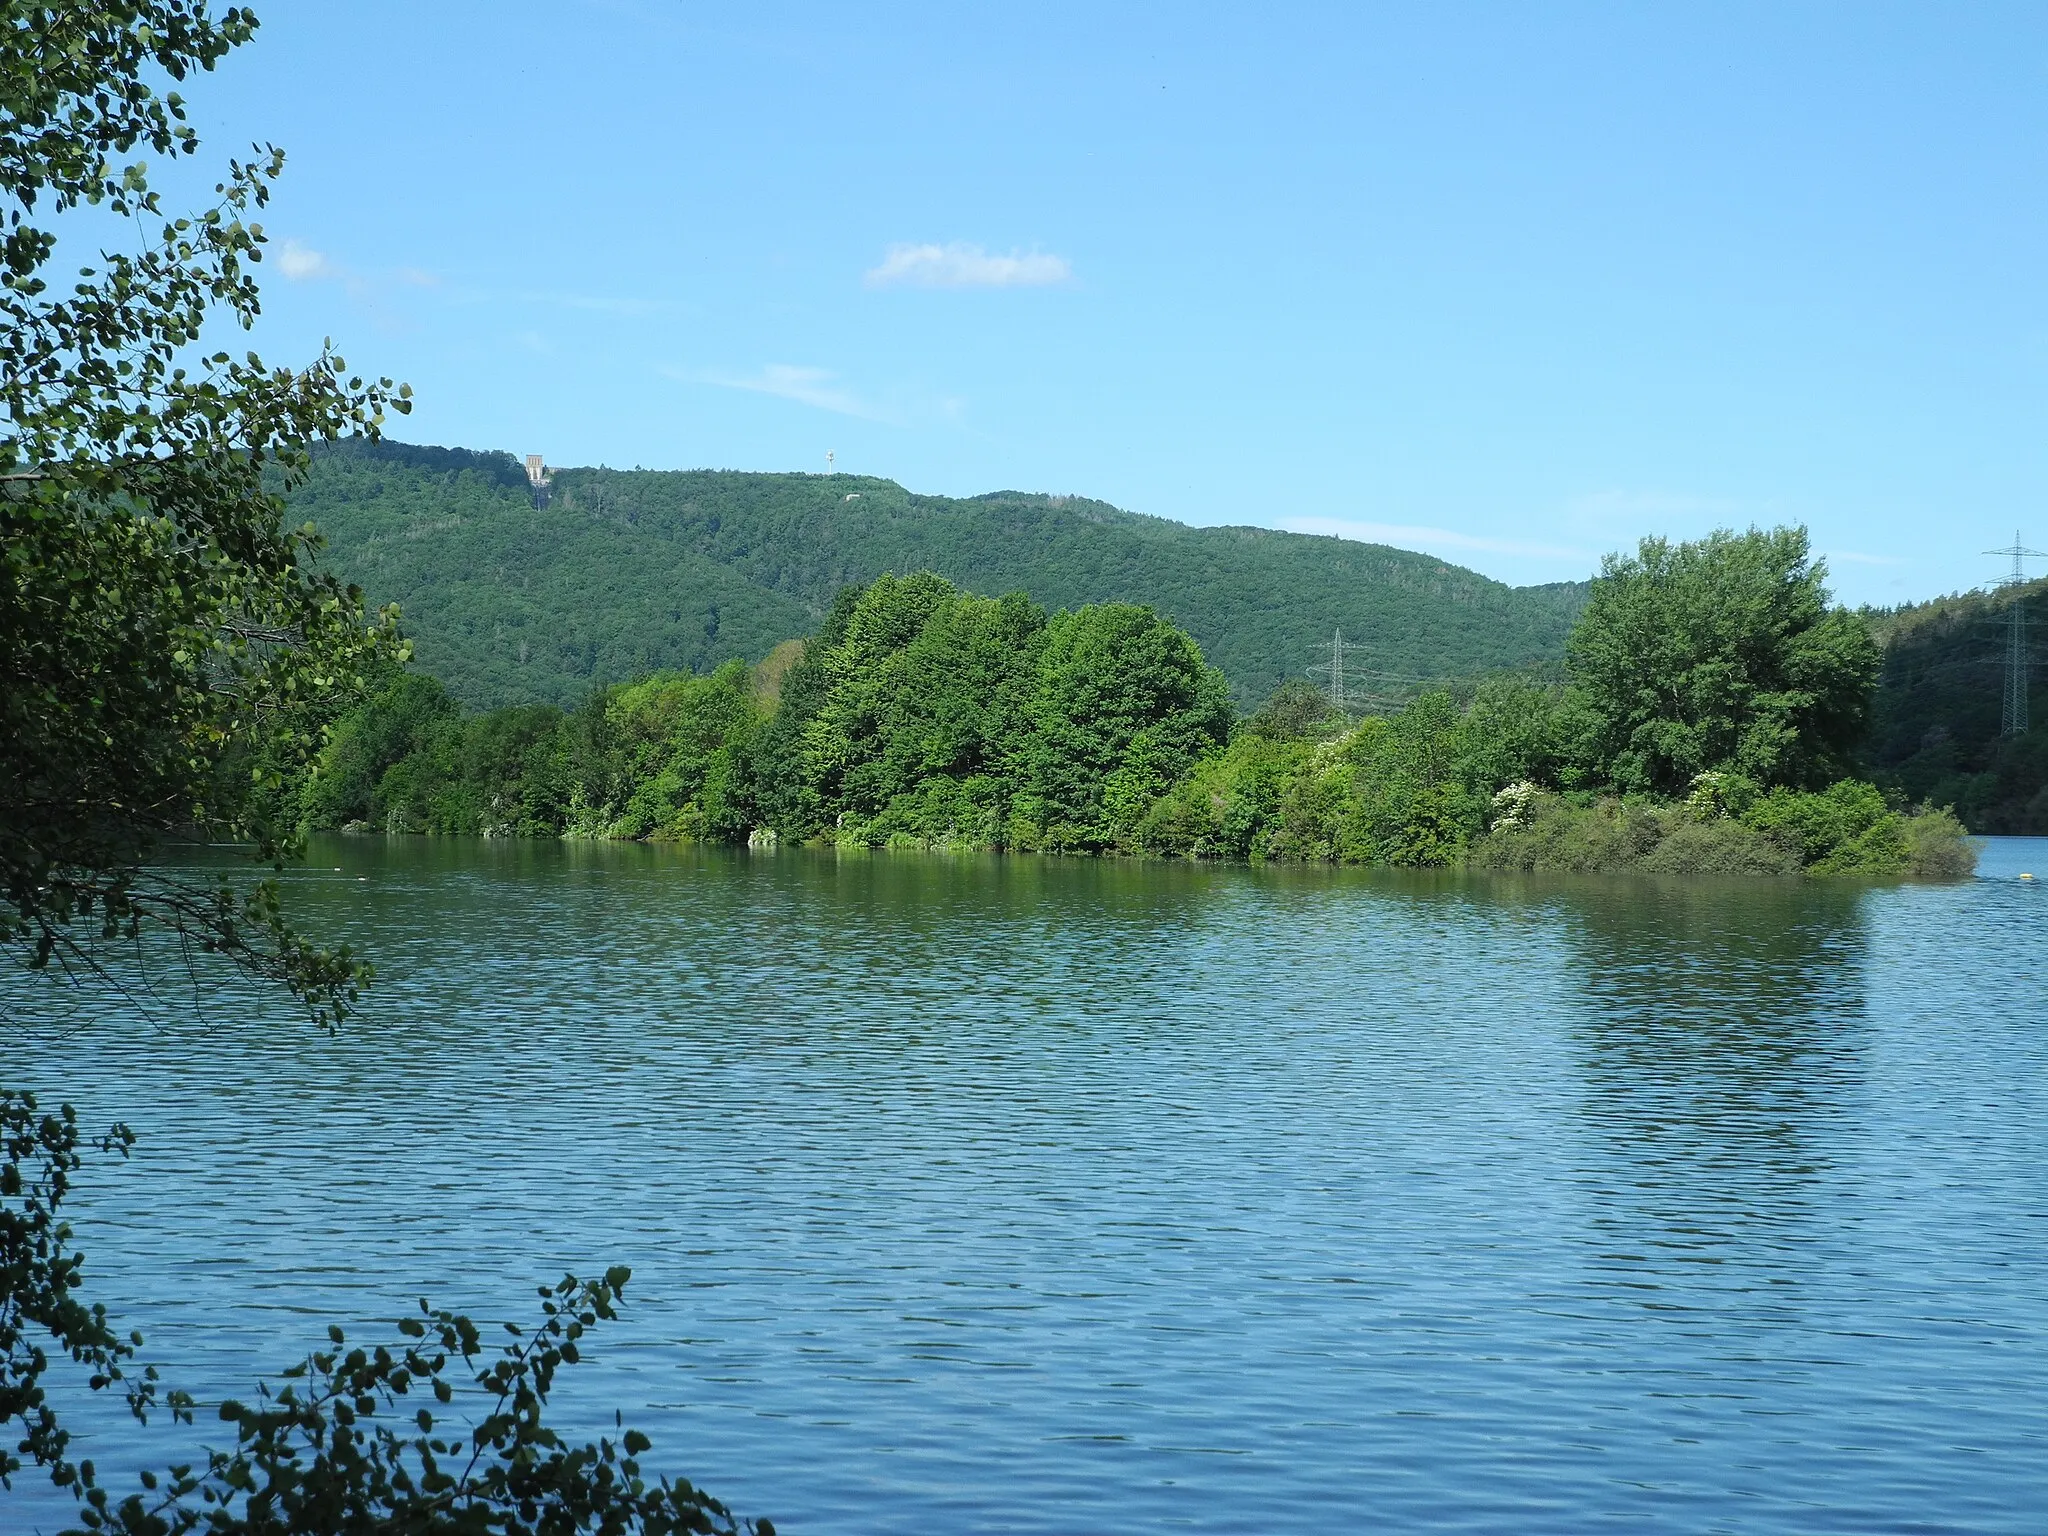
[415, 281, 686, 318]
[1561, 489, 1756, 538]
[1824, 549, 1906, 566]
[671, 363, 894, 422]
[271, 244, 695, 321]
[865, 242, 1071, 290]
[268, 239, 411, 333]
[512, 289, 680, 317]
[271, 240, 441, 321]
[277, 239, 336, 281]
[1282, 515, 1595, 563]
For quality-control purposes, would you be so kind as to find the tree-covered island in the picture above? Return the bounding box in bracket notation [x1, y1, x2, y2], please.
[300, 527, 1973, 880]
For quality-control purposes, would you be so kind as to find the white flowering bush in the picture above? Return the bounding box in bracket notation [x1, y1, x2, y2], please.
[1490, 780, 1540, 829]
[1683, 770, 1759, 821]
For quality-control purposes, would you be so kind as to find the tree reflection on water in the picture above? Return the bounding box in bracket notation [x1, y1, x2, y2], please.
[1541, 872, 1874, 1295]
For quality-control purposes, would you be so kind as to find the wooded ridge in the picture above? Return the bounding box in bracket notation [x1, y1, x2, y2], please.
[289, 438, 1589, 710]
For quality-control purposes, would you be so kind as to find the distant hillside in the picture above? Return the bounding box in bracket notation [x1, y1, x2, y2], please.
[291, 439, 1588, 710]
[1863, 579, 2048, 832]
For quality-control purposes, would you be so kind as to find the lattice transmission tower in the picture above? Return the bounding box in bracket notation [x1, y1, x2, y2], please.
[1306, 631, 1441, 715]
[1306, 629, 1374, 712]
[1985, 531, 2045, 736]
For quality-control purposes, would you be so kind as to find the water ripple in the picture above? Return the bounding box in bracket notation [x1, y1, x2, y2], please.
[6, 838, 2047, 1533]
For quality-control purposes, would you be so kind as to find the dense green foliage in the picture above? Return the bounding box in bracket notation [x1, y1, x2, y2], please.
[0, 0, 409, 1027]
[288, 432, 2030, 837]
[307, 529, 1972, 880]
[302, 575, 1238, 855]
[1474, 778, 1973, 879]
[1566, 527, 1880, 796]
[1129, 686, 1966, 877]
[1860, 578, 2048, 833]
[288, 438, 1589, 710]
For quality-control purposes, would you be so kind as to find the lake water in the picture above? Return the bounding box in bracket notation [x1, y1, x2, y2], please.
[7, 837, 2048, 1533]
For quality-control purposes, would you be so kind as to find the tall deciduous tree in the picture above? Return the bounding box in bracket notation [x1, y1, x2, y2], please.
[797, 571, 960, 822]
[1566, 527, 1879, 796]
[1021, 603, 1233, 850]
[0, 2, 409, 1024]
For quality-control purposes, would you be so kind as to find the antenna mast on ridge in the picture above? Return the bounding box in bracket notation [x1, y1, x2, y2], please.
[1986, 530, 2046, 736]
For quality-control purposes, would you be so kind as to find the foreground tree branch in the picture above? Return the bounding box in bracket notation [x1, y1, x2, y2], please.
[1, 1, 410, 1026]
[1, 1096, 773, 1534]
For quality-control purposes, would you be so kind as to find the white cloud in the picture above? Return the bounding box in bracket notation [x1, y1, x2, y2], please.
[1282, 515, 1594, 563]
[865, 242, 1071, 290]
[1824, 549, 1906, 566]
[673, 363, 894, 422]
[277, 239, 334, 281]
[272, 243, 445, 303]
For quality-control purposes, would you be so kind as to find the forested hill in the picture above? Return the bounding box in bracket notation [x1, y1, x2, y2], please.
[290, 439, 1588, 709]
[1863, 577, 2048, 832]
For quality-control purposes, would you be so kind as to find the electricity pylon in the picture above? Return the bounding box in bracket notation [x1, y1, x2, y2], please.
[1307, 629, 1374, 712]
[1985, 531, 2045, 736]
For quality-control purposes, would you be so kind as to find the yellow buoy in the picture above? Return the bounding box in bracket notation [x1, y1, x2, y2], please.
[2022, 873, 2036, 881]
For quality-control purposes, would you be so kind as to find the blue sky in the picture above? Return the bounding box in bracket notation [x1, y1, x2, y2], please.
[173, 1, 2047, 604]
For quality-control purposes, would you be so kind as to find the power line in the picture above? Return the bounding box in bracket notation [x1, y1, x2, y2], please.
[1985, 531, 2046, 736]
[1347, 669, 1439, 685]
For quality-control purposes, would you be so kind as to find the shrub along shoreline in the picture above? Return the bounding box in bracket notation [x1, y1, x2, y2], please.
[296, 528, 1976, 881]
[1471, 781, 1971, 878]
